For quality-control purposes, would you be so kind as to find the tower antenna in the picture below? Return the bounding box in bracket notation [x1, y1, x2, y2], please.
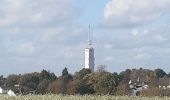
[88, 24, 92, 46]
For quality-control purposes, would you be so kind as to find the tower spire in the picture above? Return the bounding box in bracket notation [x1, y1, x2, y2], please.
[88, 24, 92, 46]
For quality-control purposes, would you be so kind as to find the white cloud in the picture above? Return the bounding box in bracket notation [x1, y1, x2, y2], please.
[112, 26, 170, 49]
[16, 42, 36, 55]
[133, 48, 152, 61]
[104, 56, 113, 62]
[1, 0, 170, 75]
[134, 53, 151, 60]
[104, 44, 113, 49]
[131, 29, 139, 36]
[102, 0, 170, 28]
[0, 26, 86, 75]
[93, 21, 170, 72]
[0, 0, 86, 75]
[0, 0, 78, 27]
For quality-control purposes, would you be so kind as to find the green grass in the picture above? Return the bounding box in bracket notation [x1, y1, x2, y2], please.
[0, 95, 170, 100]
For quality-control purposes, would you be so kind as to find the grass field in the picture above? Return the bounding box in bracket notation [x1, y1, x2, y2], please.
[0, 95, 170, 100]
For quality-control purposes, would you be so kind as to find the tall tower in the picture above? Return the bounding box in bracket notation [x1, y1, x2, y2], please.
[84, 24, 95, 72]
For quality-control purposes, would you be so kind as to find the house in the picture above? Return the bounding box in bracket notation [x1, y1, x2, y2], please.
[7, 89, 16, 96]
[167, 85, 170, 89]
[158, 77, 170, 89]
[0, 87, 3, 94]
[128, 78, 149, 96]
[0, 87, 8, 94]
[0, 86, 16, 96]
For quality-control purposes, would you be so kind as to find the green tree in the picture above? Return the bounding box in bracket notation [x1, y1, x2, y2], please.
[72, 68, 94, 95]
[40, 69, 50, 81]
[62, 67, 69, 76]
[6, 74, 20, 88]
[168, 72, 170, 77]
[19, 73, 40, 93]
[49, 72, 57, 80]
[36, 80, 50, 94]
[155, 68, 167, 79]
[112, 72, 119, 86]
[74, 68, 91, 79]
[0, 75, 5, 86]
[119, 69, 132, 83]
[93, 72, 117, 95]
[74, 82, 94, 95]
[39, 69, 57, 81]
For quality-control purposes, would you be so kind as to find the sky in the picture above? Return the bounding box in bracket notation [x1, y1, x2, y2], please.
[0, 0, 170, 76]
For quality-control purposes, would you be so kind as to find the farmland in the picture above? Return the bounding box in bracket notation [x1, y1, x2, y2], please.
[0, 95, 170, 100]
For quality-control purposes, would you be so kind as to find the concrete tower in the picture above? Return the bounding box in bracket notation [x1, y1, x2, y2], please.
[84, 24, 95, 72]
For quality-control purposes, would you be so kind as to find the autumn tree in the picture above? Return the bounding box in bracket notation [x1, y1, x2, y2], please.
[48, 67, 72, 94]
[115, 82, 129, 96]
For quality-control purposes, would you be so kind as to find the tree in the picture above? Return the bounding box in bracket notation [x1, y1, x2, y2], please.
[147, 71, 159, 88]
[97, 65, 107, 72]
[48, 80, 63, 94]
[74, 68, 91, 79]
[48, 75, 72, 94]
[62, 67, 68, 76]
[6, 74, 20, 88]
[74, 82, 94, 95]
[93, 72, 117, 95]
[39, 69, 57, 81]
[72, 68, 94, 95]
[40, 69, 50, 81]
[115, 82, 129, 96]
[119, 69, 132, 83]
[36, 80, 50, 94]
[19, 73, 40, 93]
[154, 68, 167, 79]
[48, 68, 72, 94]
[66, 81, 76, 95]
[168, 72, 170, 78]
[0, 75, 5, 86]
[112, 72, 119, 86]
[49, 72, 57, 80]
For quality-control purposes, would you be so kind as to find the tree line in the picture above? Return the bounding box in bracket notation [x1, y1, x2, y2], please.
[0, 66, 170, 96]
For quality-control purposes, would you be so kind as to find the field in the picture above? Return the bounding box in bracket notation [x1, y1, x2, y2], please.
[0, 95, 170, 100]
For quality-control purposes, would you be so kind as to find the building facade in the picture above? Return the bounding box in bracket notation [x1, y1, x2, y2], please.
[85, 47, 95, 72]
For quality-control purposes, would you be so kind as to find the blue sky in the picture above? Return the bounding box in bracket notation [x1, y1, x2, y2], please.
[0, 0, 170, 76]
[74, 0, 109, 25]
